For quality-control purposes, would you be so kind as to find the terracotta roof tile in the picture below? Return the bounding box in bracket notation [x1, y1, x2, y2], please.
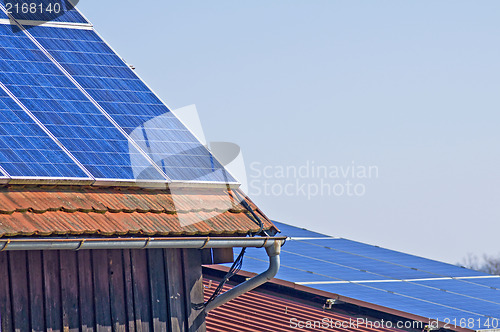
[0, 185, 277, 238]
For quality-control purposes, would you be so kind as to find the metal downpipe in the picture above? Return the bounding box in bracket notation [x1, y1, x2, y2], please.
[205, 239, 282, 312]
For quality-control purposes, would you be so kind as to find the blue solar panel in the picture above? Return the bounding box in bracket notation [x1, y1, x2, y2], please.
[242, 248, 337, 283]
[0, 5, 7, 18]
[372, 282, 500, 319]
[281, 250, 391, 282]
[28, 26, 236, 183]
[415, 279, 500, 303]
[274, 221, 486, 278]
[234, 251, 500, 328]
[1, 0, 88, 24]
[312, 283, 492, 328]
[240, 249, 338, 283]
[318, 239, 485, 278]
[283, 241, 444, 280]
[0, 24, 165, 181]
[0, 89, 88, 178]
[234, 221, 500, 329]
[464, 277, 500, 289]
[290, 239, 487, 279]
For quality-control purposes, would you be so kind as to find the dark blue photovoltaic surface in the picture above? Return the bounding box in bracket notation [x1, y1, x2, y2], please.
[367, 282, 500, 318]
[312, 283, 492, 328]
[231, 221, 500, 329]
[465, 277, 500, 289]
[0, 5, 7, 18]
[305, 238, 485, 277]
[274, 221, 485, 278]
[415, 279, 500, 304]
[0, 89, 87, 177]
[29, 26, 236, 183]
[284, 239, 486, 279]
[241, 251, 338, 283]
[282, 242, 444, 280]
[1, 0, 88, 24]
[0, 89, 88, 178]
[0, 24, 164, 180]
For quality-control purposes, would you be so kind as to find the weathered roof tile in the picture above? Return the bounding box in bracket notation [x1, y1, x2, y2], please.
[0, 185, 277, 238]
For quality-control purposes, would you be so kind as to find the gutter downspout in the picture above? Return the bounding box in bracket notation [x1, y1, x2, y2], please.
[205, 239, 282, 312]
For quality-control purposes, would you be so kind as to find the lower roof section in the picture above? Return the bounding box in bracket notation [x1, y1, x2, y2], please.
[233, 221, 499, 331]
[204, 276, 405, 332]
[0, 185, 277, 237]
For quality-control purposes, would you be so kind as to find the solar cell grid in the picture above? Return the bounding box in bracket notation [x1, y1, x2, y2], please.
[465, 277, 500, 289]
[414, 279, 500, 304]
[237, 221, 500, 329]
[29, 26, 236, 183]
[0, 85, 88, 178]
[285, 241, 442, 280]
[280, 249, 400, 282]
[313, 283, 491, 326]
[273, 221, 486, 278]
[372, 282, 500, 318]
[0, 24, 165, 181]
[243, 255, 336, 283]
[300, 238, 487, 277]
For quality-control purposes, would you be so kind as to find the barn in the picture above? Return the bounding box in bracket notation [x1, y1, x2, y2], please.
[0, 2, 282, 331]
[0, 187, 282, 331]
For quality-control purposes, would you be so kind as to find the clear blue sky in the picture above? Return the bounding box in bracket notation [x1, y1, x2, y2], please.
[79, 1, 500, 265]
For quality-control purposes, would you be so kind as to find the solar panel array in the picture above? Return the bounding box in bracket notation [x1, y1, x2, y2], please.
[238, 221, 500, 330]
[0, 0, 236, 184]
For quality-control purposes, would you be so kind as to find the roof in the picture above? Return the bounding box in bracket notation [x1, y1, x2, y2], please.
[0, 185, 277, 238]
[0, 4, 235, 185]
[0, 4, 276, 239]
[230, 221, 500, 331]
[204, 277, 404, 332]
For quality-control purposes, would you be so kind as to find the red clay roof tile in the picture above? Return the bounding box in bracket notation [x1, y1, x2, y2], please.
[0, 185, 277, 238]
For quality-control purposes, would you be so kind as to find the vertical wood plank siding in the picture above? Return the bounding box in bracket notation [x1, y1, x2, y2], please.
[9, 251, 30, 332]
[0, 252, 13, 331]
[164, 249, 186, 332]
[0, 249, 206, 332]
[28, 251, 46, 331]
[78, 250, 96, 332]
[182, 250, 206, 332]
[44, 251, 63, 332]
[60, 251, 80, 332]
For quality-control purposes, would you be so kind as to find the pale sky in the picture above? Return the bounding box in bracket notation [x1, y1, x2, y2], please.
[79, 0, 500, 265]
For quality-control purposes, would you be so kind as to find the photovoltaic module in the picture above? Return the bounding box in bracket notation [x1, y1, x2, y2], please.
[236, 221, 500, 330]
[0, 0, 237, 184]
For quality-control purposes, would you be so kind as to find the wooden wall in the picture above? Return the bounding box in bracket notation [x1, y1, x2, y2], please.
[0, 248, 206, 332]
